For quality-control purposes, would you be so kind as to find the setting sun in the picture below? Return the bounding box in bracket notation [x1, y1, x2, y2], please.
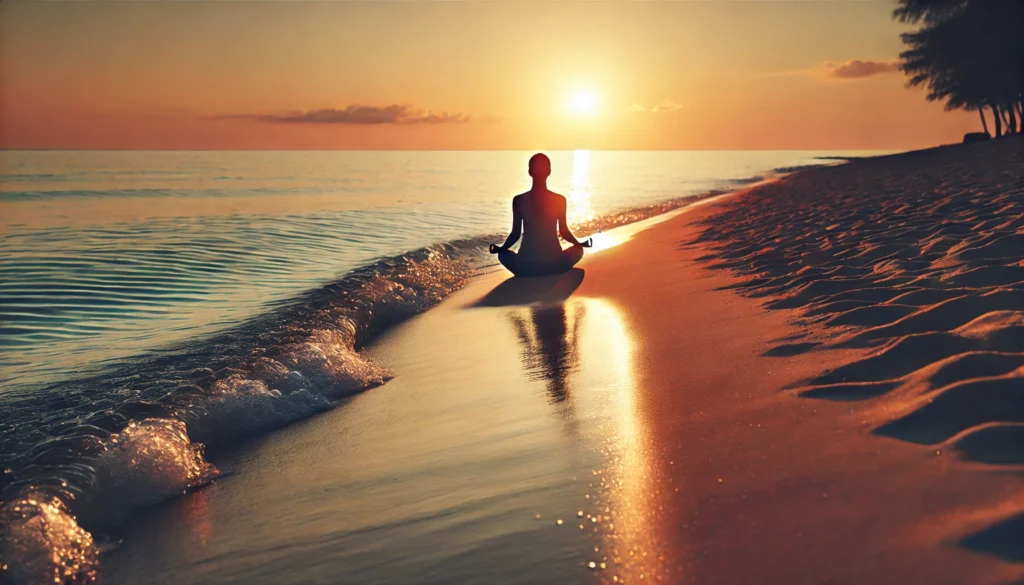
[569, 90, 598, 116]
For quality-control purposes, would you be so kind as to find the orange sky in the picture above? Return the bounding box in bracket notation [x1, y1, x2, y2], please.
[0, 1, 980, 150]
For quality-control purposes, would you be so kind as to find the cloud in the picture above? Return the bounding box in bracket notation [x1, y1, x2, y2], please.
[211, 104, 473, 125]
[822, 59, 901, 79]
[628, 100, 687, 114]
[769, 58, 902, 81]
[652, 100, 685, 113]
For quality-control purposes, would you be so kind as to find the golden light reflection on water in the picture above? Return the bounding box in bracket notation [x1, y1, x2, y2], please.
[577, 299, 671, 584]
[566, 149, 627, 255]
[564, 149, 693, 255]
[182, 490, 214, 553]
[504, 294, 670, 583]
[568, 150, 596, 225]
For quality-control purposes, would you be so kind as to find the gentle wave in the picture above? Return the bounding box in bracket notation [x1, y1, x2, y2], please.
[0, 187, 740, 584]
[0, 149, 873, 583]
[3, 150, 882, 391]
[0, 208, 495, 386]
[0, 188, 346, 200]
[0, 239, 477, 584]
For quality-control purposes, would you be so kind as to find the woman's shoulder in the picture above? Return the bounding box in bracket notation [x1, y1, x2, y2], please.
[514, 190, 565, 207]
[546, 190, 568, 206]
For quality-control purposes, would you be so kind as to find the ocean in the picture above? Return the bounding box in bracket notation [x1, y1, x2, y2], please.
[0, 149, 886, 583]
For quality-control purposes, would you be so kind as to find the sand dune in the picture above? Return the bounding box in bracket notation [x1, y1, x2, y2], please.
[689, 136, 1024, 563]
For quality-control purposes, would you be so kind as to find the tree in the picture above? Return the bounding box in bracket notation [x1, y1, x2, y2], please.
[893, 0, 968, 25]
[895, 0, 1024, 136]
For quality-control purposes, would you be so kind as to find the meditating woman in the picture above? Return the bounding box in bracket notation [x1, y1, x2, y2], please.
[489, 153, 591, 277]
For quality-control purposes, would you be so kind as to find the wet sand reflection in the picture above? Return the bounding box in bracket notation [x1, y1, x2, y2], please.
[576, 299, 672, 584]
[509, 302, 583, 405]
[501, 292, 671, 583]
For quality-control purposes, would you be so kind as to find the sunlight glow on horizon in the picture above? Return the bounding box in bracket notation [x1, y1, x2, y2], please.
[0, 1, 981, 149]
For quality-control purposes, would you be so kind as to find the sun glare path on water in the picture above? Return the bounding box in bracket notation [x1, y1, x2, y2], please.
[569, 150, 595, 224]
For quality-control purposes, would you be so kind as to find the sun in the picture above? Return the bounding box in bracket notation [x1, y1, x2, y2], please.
[569, 90, 598, 116]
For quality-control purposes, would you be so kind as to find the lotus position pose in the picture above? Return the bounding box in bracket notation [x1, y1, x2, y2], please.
[489, 153, 592, 277]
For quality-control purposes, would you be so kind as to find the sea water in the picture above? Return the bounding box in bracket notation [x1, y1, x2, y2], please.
[0, 149, 885, 582]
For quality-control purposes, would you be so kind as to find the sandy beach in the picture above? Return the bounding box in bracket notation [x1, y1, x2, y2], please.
[95, 137, 1024, 584]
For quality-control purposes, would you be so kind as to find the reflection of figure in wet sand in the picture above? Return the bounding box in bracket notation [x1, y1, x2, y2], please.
[508, 303, 584, 405]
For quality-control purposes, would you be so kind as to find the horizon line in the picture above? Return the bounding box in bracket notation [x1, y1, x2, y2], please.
[0, 147, 906, 153]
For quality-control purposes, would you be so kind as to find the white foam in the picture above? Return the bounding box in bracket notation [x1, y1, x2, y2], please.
[93, 418, 219, 511]
[278, 328, 391, 395]
[0, 494, 98, 585]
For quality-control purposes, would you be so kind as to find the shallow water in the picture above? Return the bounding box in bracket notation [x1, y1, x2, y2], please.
[105, 274, 663, 585]
[0, 149, 889, 583]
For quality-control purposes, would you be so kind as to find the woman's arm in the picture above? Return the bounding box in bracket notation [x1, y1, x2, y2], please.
[558, 199, 584, 246]
[498, 196, 523, 251]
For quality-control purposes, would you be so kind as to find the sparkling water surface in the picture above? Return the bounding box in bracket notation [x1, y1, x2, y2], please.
[0, 149, 884, 390]
[1, 148, 894, 584]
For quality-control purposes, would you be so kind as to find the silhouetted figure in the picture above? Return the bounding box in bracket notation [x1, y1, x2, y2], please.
[490, 153, 592, 277]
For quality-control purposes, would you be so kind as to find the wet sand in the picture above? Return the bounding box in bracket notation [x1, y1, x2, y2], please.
[106, 138, 1024, 584]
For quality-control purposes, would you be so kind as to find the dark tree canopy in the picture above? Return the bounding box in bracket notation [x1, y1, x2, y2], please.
[893, 0, 969, 24]
[895, 0, 1024, 136]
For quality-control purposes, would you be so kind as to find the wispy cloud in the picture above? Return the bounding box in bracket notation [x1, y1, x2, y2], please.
[210, 104, 474, 125]
[772, 58, 902, 81]
[822, 59, 901, 79]
[627, 100, 687, 114]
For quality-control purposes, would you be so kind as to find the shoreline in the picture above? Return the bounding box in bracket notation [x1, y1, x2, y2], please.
[0, 159, 786, 391]
[0, 160, 795, 584]
[8, 139, 1023, 583]
[101, 137, 1023, 584]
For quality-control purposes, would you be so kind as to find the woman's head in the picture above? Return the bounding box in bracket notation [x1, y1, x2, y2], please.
[528, 153, 551, 179]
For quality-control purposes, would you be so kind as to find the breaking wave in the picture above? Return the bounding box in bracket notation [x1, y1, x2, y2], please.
[0, 240, 475, 584]
[0, 182, 766, 584]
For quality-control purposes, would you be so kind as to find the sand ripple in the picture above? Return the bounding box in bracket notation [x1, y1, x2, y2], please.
[690, 137, 1024, 561]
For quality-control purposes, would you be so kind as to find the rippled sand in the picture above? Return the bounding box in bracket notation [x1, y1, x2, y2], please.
[690, 136, 1024, 567]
